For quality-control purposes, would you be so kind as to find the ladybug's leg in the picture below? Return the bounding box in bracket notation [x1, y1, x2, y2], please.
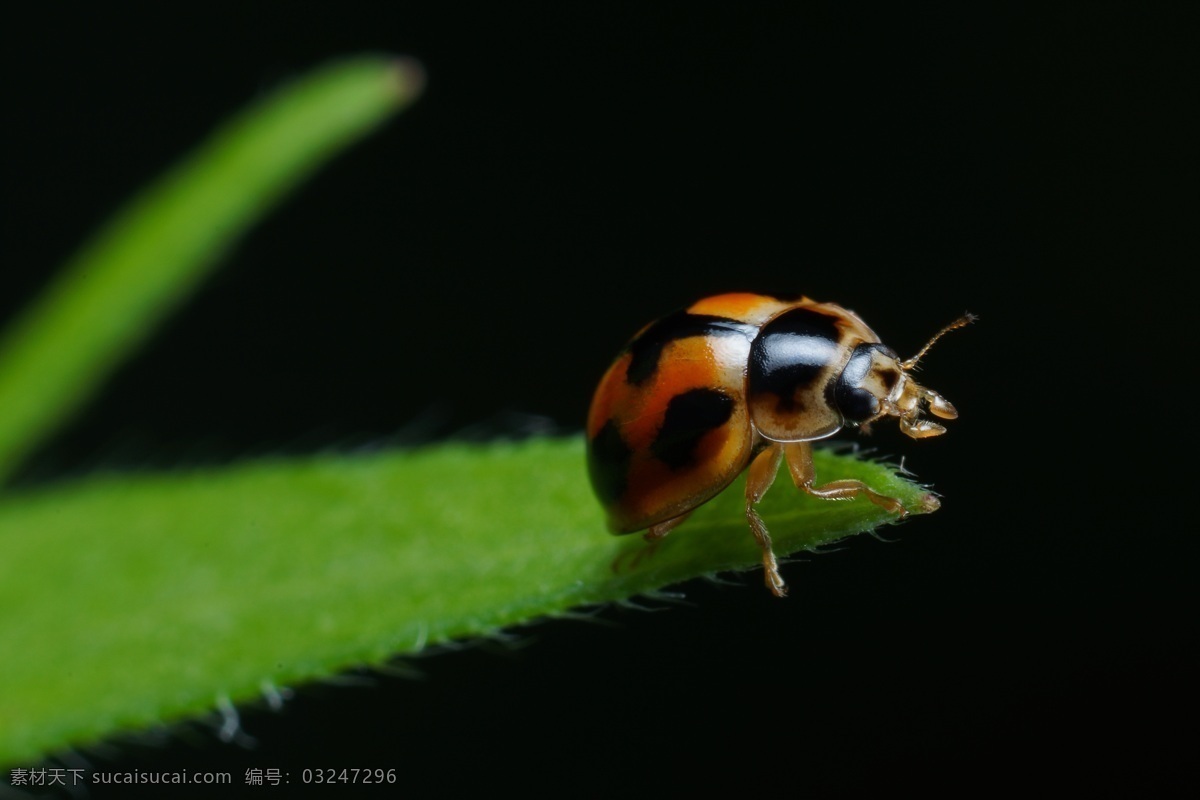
[612, 512, 692, 575]
[634, 512, 690, 566]
[745, 444, 787, 598]
[645, 512, 691, 544]
[783, 441, 905, 516]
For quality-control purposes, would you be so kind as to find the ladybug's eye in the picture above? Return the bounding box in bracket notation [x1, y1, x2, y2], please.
[837, 386, 880, 422]
[832, 343, 885, 423]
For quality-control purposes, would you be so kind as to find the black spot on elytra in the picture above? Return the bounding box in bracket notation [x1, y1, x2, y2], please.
[748, 307, 842, 409]
[587, 421, 632, 505]
[626, 311, 756, 385]
[651, 388, 735, 469]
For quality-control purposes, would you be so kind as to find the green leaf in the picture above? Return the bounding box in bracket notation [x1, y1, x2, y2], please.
[0, 438, 935, 765]
[0, 54, 424, 484]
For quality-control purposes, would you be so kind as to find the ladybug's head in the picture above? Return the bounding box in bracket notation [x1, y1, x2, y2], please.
[833, 314, 975, 439]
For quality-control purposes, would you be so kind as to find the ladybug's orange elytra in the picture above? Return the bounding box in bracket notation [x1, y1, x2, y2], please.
[586, 293, 972, 597]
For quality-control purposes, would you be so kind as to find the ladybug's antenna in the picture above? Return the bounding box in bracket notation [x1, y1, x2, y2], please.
[901, 313, 977, 371]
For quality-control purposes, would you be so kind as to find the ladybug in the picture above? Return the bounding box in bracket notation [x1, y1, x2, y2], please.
[586, 293, 972, 597]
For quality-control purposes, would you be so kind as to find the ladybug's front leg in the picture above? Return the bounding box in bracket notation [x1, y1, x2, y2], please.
[745, 444, 787, 598]
[783, 441, 905, 516]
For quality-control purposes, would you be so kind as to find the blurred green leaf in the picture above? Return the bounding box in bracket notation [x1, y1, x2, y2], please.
[0, 54, 424, 483]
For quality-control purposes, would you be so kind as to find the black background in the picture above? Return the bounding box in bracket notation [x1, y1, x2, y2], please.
[3, 2, 1193, 795]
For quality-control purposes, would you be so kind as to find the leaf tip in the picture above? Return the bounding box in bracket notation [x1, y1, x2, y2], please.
[386, 56, 427, 104]
[913, 491, 942, 515]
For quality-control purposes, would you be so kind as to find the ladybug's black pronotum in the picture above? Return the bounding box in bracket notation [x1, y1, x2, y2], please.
[586, 293, 972, 597]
